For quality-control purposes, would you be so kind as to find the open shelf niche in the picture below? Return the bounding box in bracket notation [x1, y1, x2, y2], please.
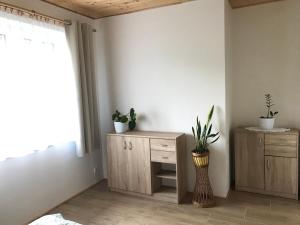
[151, 162, 178, 203]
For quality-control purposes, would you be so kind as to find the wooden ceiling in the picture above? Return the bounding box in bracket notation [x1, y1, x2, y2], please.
[42, 0, 192, 19]
[229, 0, 283, 8]
[41, 0, 284, 19]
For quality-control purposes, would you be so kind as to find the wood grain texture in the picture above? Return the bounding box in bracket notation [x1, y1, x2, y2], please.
[107, 135, 128, 190]
[265, 156, 298, 197]
[235, 131, 265, 190]
[127, 137, 152, 194]
[49, 180, 300, 225]
[151, 162, 162, 193]
[156, 170, 177, 180]
[151, 149, 176, 164]
[107, 136, 151, 194]
[107, 131, 186, 204]
[150, 138, 176, 152]
[265, 134, 297, 146]
[176, 134, 187, 203]
[42, 0, 193, 19]
[265, 145, 297, 158]
[108, 131, 184, 139]
[152, 186, 177, 203]
[235, 128, 299, 200]
[229, 0, 284, 8]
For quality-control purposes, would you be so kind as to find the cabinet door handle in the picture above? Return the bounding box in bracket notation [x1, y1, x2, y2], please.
[267, 159, 270, 169]
[128, 142, 133, 150]
[259, 137, 263, 145]
[123, 141, 127, 150]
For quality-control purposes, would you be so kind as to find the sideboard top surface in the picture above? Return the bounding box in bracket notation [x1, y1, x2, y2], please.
[235, 127, 299, 135]
[107, 131, 185, 139]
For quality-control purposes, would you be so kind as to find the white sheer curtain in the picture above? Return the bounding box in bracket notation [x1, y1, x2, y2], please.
[0, 11, 82, 160]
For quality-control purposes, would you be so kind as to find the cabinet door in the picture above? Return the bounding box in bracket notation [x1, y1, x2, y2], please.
[265, 156, 297, 195]
[107, 135, 128, 190]
[126, 137, 151, 195]
[235, 131, 265, 190]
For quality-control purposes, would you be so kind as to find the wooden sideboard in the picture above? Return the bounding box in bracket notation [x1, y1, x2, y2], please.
[107, 131, 186, 203]
[235, 128, 299, 199]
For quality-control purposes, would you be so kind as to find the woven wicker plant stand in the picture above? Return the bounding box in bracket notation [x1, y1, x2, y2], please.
[192, 152, 215, 208]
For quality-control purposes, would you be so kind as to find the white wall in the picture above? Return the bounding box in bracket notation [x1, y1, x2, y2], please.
[232, 0, 300, 129]
[0, 1, 103, 225]
[97, 0, 230, 197]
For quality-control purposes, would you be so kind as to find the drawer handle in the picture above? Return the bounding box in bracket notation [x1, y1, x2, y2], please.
[267, 159, 270, 169]
[161, 144, 168, 147]
[162, 156, 169, 159]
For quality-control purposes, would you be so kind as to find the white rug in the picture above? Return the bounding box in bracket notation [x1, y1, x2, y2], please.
[29, 214, 82, 225]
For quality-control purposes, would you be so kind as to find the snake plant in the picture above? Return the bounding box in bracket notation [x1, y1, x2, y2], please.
[192, 105, 220, 154]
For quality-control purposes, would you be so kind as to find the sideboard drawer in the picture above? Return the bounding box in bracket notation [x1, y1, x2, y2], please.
[265, 134, 297, 146]
[150, 139, 176, 152]
[265, 145, 297, 158]
[151, 150, 176, 163]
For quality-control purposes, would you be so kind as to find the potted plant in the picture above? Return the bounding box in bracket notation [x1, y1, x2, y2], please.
[112, 110, 128, 133]
[259, 94, 278, 130]
[191, 105, 220, 207]
[112, 108, 137, 133]
[192, 105, 220, 165]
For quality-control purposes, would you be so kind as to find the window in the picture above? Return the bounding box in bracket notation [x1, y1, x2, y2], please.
[0, 11, 81, 160]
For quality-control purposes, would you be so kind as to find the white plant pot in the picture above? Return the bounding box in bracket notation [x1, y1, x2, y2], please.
[114, 122, 128, 133]
[259, 118, 275, 130]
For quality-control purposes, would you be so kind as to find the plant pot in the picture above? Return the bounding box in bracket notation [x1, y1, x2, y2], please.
[192, 152, 209, 168]
[192, 151, 215, 208]
[114, 122, 128, 133]
[259, 117, 275, 130]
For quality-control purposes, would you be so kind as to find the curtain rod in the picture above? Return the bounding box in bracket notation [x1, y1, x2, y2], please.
[0, 1, 71, 25]
[0, 2, 97, 32]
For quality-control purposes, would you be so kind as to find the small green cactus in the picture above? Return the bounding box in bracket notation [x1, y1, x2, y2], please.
[128, 108, 136, 131]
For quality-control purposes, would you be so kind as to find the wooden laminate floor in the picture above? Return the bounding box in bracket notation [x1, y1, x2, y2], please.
[50, 180, 300, 225]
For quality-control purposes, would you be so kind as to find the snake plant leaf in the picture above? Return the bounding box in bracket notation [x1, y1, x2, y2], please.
[207, 124, 212, 136]
[198, 121, 201, 139]
[202, 124, 207, 139]
[197, 117, 201, 133]
[196, 117, 201, 140]
[192, 127, 196, 140]
[207, 105, 214, 125]
[207, 132, 219, 138]
[209, 135, 220, 144]
[192, 106, 220, 153]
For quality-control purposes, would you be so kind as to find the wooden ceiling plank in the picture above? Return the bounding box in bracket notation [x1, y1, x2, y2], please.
[41, 0, 284, 19]
[41, 0, 192, 19]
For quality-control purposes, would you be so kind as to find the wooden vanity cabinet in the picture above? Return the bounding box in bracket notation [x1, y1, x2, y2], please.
[235, 128, 299, 199]
[107, 131, 186, 203]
